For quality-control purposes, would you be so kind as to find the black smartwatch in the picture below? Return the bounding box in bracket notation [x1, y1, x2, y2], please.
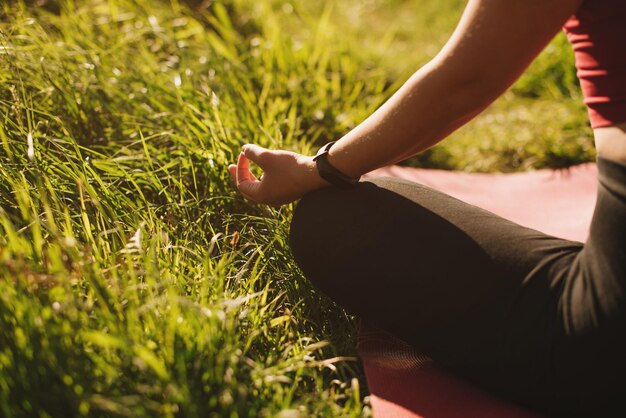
[313, 141, 360, 189]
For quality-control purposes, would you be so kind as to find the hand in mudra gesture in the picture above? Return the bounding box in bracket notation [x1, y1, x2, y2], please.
[228, 144, 328, 207]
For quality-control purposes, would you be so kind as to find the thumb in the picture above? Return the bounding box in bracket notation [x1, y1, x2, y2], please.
[241, 144, 269, 168]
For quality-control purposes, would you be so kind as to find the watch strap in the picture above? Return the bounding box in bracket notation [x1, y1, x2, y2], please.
[313, 141, 360, 189]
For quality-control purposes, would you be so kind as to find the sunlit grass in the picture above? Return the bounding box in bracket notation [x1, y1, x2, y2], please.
[0, 0, 592, 417]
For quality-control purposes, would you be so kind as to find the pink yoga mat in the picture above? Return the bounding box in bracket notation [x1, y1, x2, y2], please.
[358, 162, 598, 418]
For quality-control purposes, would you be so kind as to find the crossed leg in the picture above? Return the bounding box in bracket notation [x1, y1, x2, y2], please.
[289, 163, 626, 416]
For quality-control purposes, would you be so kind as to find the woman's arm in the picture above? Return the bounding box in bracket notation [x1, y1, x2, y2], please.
[325, 0, 582, 176]
[229, 0, 582, 206]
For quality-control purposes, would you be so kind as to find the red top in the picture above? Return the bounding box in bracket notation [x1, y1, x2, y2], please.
[563, 0, 626, 128]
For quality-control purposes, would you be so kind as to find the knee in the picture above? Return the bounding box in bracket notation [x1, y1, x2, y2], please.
[289, 186, 342, 279]
[289, 182, 374, 280]
[288, 179, 397, 284]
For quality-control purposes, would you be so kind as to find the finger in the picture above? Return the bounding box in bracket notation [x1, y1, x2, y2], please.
[236, 153, 263, 202]
[237, 153, 259, 184]
[241, 144, 269, 169]
[228, 164, 237, 182]
[237, 178, 263, 201]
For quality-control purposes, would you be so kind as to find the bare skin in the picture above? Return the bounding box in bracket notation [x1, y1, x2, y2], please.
[228, 0, 625, 207]
[596, 122, 626, 165]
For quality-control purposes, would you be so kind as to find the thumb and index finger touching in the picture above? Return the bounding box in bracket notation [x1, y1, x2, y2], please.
[228, 144, 269, 200]
[240, 144, 268, 168]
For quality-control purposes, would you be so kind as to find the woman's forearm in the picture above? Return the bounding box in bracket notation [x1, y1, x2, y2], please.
[325, 60, 496, 177]
[324, 59, 501, 178]
[322, 0, 582, 179]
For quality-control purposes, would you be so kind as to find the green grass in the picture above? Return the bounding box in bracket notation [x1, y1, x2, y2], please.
[0, 0, 594, 417]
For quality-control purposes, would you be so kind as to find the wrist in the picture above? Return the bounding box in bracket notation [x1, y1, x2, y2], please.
[313, 141, 361, 188]
[301, 155, 332, 190]
[325, 145, 362, 180]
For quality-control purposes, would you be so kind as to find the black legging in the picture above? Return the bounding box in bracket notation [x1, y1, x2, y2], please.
[289, 157, 626, 417]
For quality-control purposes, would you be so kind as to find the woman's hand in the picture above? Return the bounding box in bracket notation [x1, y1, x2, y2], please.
[228, 144, 329, 207]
